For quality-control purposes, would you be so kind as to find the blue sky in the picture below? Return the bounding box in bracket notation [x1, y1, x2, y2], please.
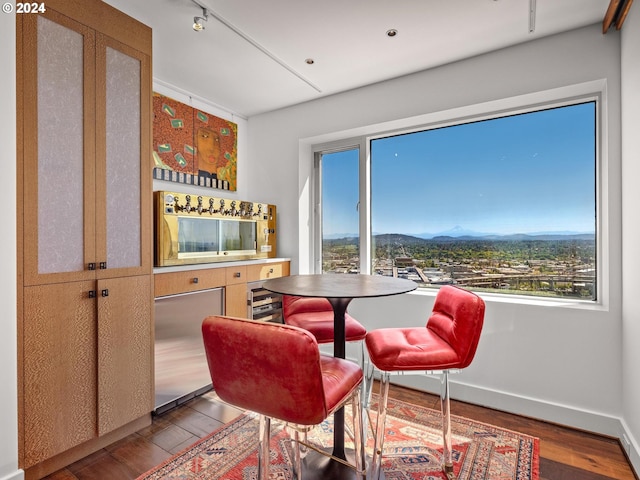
[322, 102, 596, 237]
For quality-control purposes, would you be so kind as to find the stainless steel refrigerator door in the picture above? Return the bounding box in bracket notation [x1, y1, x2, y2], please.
[154, 287, 223, 413]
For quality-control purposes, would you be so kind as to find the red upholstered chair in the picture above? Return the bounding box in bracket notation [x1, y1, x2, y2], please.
[282, 295, 367, 345]
[365, 285, 485, 480]
[202, 315, 365, 480]
[282, 295, 371, 401]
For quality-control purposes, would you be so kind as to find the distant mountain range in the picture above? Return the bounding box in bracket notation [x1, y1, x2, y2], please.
[323, 225, 595, 242]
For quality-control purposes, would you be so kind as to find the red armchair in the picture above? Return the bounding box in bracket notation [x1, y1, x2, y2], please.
[202, 315, 365, 479]
[365, 285, 485, 480]
[282, 295, 371, 402]
[282, 295, 367, 344]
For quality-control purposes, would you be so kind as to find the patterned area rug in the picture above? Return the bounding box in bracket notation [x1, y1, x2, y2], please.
[138, 396, 539, 479]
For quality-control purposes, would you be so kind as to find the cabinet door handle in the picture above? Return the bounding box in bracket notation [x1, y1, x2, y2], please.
[88, 263, 96, 271]
[101, 289, 109, 297]
[99, 262, 107, 269]
[88, 290, 96, 298]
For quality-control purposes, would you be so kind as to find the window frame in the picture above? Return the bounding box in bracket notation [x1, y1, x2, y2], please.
[310, 83, 606, 307]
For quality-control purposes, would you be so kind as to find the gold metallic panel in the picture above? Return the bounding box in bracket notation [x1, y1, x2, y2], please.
[155, 190, 277, 266]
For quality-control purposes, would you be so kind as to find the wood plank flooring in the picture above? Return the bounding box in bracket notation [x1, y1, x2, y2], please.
[42, 383, 638, 480]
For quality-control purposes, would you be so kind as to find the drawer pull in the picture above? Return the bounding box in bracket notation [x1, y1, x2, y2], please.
[269, 268, 274, 273]
[193, 277, 199, 284]
[234, 272, 241, 278]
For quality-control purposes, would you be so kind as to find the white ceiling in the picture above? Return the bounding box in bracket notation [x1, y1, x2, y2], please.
[104, 0, 610, 118]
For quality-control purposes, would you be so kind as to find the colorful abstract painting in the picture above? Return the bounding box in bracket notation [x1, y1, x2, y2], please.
[152, 93, 237, 191]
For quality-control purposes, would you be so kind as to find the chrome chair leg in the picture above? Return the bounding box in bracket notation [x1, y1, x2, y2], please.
[258, 415, 271, 480]
[371, 371, 391, 480]
[440, 371, 455, 480]
[292, 429, 302, 479]
[360, 339, 374, 457]
[362, 342, 374, 410]
[351, 388, 365, 479]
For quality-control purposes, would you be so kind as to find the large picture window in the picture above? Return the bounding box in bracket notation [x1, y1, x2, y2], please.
[319, 101, 597, 301]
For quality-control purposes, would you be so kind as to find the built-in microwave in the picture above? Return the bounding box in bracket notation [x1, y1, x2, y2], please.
[155, 190, 277, 266]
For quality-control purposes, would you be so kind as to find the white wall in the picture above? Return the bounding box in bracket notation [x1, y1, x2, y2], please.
[0, 10, 22, 480]
[621, 3, 640, 469]
[247, 23, 638, 469]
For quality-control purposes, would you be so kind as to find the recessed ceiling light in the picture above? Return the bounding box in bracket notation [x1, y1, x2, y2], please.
[305, 58, 315, 65]
[386, 29, 398, 37]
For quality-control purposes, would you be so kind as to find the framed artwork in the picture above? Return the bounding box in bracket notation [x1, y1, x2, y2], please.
[152, 93, 238, 191]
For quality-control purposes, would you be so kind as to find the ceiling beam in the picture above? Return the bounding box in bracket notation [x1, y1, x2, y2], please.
[603, 0, 634, 33]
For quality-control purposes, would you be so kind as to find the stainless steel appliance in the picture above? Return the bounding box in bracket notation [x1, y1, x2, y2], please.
[154, 287, 223, 414]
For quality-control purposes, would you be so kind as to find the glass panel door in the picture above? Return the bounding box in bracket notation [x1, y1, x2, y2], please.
[319, 148, 360, 274]
[104, 44, 142, 269]
[36, 16, 87, 275]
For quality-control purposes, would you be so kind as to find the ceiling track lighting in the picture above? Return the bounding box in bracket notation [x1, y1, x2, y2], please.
[529, 0, 536, 33]
[188, 0, 321, 92]
[193, 7, 208, 31]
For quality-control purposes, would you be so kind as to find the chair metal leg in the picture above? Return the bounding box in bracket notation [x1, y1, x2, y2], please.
[440, 370, 455, 480]
[292, 429, 302, 479]
[360, 339, 374, 455]
[371, 371, 391, 480]
[258, 415, 271, 480]
[351, 387, 365, 479]
[362, 342, 374, 410]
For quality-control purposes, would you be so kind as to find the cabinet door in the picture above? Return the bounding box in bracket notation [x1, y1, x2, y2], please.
[97, 275, 153, 435]
[22, 282, 97, 468]
[21, 10, 97, 286]
[154, 268, 226, 297]
[95, 34, 152, 279]
[226, 283, 249, 318]
[247, 261, 290, 281]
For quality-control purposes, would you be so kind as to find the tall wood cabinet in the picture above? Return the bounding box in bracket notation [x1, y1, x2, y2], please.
[16, 0, 153, 475]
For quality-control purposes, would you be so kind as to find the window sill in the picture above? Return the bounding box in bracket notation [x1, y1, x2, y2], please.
[406, 286, 607, 311]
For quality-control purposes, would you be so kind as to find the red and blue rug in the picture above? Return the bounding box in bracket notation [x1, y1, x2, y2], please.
[138, 396, 539, 479]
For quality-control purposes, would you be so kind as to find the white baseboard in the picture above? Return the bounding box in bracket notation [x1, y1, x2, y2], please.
[0, 470, 24, 480]
[618, 418, 640, 478]
[385, 374, 640, 477]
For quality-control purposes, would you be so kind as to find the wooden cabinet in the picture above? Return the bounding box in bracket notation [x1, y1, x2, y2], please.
[97, 276, 153, 435]
[154, 269, 226, 297]
[16, 0, 153, 474]
[22, 282, 97, 464]
[226, 265, 248, 285]
[226, 261, 290, 318]
[225, 283, 250, 318]
[247, 262, 291, 282]
[154, 261, 290, 319]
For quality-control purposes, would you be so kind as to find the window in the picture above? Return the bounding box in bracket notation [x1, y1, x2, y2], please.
[318, 148, 360, 273]
[318, 101, 597, 300]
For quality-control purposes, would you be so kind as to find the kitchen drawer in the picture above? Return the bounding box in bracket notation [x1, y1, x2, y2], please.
[247, 261, 290, 282]
[225, 265, 247, 285]
[155, 269, 226, 297]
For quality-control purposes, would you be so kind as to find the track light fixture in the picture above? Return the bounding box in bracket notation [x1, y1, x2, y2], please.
[193, 7, 208, 31]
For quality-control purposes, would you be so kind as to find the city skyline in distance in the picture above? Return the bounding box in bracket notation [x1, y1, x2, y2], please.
[323, 225, 595, 240]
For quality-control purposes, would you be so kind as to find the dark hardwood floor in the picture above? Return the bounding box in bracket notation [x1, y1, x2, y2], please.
[43, 383, 637, 480]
